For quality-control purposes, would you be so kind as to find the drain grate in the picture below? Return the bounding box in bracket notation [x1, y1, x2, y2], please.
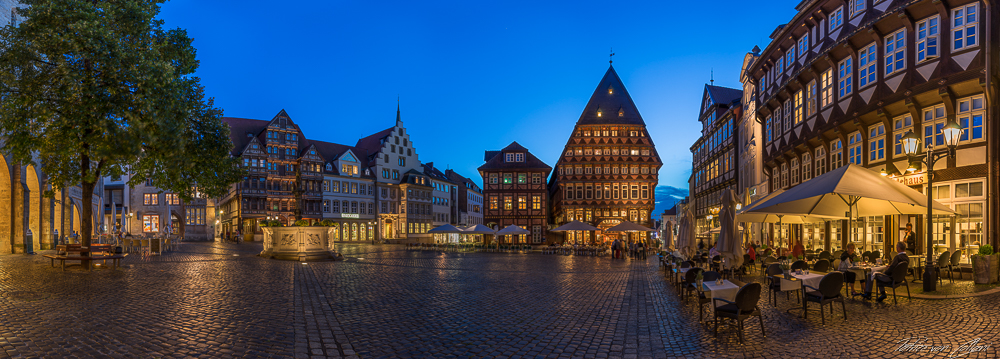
[2, 291, 50, 301]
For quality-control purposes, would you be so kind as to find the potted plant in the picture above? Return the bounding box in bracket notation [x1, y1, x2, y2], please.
[293, 220, 310, 227]
[695, 271, 704, 289]
[972, 245, 999, 284]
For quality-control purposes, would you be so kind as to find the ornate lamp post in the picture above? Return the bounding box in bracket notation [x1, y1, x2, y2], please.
[899, 119, 962, 292]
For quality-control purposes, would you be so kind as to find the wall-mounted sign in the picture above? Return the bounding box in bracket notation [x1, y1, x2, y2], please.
[892, 172, 926, 186]
[341, 213, 359, 219]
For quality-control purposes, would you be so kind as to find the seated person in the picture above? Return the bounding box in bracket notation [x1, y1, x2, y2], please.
[861, 241, 908, 302]
[837, 243, 860, 295]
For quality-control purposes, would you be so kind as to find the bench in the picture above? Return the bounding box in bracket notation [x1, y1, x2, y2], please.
[42, 254, 128, 271]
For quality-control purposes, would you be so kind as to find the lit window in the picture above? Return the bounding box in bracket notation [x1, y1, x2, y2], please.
[916, 16, 939, 62]
[794, 90, 803, 124]
[884, 29, 905, 75]
[953, 4, 978, 51]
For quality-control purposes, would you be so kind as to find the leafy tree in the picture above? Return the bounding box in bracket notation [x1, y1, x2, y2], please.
[0, 0, 243, 249]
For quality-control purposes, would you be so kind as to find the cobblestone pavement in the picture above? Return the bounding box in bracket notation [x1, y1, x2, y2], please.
[0, 242, 998, 358]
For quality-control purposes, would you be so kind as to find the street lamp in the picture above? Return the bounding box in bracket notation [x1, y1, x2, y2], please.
[899, 119, 962, 293]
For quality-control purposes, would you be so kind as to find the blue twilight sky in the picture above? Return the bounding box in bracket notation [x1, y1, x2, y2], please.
[158, 0, 798, 214]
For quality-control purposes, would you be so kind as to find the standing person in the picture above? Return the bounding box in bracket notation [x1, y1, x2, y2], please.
[792, 240, 805, 258]
[902, 222, 916, 253]
[637, 241, 645, 260]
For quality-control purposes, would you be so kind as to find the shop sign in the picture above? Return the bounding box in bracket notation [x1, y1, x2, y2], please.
[341, 213, 359, 219]
[892, 172, 926, 186]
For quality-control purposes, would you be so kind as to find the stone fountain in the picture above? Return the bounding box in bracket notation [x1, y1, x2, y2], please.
[259, 226, 342, 261]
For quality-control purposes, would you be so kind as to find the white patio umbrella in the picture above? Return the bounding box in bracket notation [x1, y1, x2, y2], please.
[462, 224, 496, 234]
[495, 224, 530, 244]
[551, 221, 599, 232]
[747, 164, 954, 217]
[746, 164, 954, 252]
[736, 188, 842, 224]
[717, 189, 743, 270]
[428, 224, 464, 233]
[606, 221, 655, 232]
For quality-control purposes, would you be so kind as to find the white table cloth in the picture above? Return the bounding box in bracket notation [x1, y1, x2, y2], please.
[702, 280, 740, 303]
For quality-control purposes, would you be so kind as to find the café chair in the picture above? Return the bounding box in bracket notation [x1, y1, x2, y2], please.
[713, 283, 765, 345]
[949, 251, 963, 280]
[812, 259, 830, 272]
[875, 262, 911, 304]
[802, 272, 846, 325]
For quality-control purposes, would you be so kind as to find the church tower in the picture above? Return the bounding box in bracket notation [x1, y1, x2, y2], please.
[549, 65, 662, 245]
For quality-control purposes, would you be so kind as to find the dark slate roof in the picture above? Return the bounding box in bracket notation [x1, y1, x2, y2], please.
[575, 65, 646, 126]
[422, 162, 457, 184]
[355, 127, 394, 167]
[445, 169, 482, 193]
[662, 205, 677, 216]
[705, 85, 743, 107]
[222, 117, 270, 156]
[478, 141, 552, 172]
[310, 140, 371, 176]
[484, 151, 500, 162]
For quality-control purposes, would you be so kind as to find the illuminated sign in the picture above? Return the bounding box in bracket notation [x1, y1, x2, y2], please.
[341, 213, 359, 219]
[892, 173, 925, 186]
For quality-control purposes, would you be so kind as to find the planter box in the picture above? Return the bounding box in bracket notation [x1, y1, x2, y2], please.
[260, 227, 338, 261]
[972, 254, 1000, 284]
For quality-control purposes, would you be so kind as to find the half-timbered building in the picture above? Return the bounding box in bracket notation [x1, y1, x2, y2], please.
[479, 142, 551, 244]
[549, 65, 662, 245]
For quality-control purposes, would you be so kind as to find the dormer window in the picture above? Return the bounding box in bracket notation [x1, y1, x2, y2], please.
[325, 163, 332, 171]
[597, 107, 602, 117]
[618, 108, 624, 117]
[608, 86, 613, 94]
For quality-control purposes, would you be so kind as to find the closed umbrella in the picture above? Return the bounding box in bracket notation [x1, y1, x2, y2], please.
[663, 221, 674, 250]
[677, 205, 697, 259]
[717, 189, 743, 270]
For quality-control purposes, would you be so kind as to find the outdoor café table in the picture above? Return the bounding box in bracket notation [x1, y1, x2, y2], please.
[779, 271, 824, 315]
[908, 255, 926, 282]
[702, 279, 739, 304]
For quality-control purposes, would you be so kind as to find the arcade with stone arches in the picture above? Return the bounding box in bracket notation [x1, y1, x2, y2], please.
[0, 153, 100, 254]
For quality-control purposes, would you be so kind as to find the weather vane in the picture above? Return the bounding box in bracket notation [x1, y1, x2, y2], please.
[609, 48, 615, 64]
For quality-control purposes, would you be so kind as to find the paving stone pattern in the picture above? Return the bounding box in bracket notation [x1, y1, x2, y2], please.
[0, 242, 998, 358]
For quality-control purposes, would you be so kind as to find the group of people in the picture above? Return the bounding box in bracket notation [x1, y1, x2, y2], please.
[610, 238, 647, 260]
[745, 222, 919, 303]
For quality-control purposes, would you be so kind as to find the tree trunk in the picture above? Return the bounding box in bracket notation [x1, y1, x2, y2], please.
[81, 179, 95, 248]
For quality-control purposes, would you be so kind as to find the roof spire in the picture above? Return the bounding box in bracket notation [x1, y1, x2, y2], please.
[395, 96, 402, 126]
[710, 69, 714, 86]
[609, 47, 615, 65]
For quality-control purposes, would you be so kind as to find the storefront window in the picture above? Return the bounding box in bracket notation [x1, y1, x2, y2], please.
[829, 221, 842, 251]
[864, 216, 884, 250]
[931, 215, 949, 246]
[955, 203, 983, 247]
[143, 215, 159, 232]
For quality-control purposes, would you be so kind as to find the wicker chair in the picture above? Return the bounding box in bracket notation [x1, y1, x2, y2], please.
[713, 283, 765, 344]
[803, 272, 846, 325]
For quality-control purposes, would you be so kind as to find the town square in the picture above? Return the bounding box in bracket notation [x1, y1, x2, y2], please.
[0, 0, 999, 358]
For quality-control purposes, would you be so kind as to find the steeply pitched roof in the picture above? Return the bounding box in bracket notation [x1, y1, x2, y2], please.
[576, 65, 646, 126]
[705, 85, 743, 106]
[355, 127, 394, 167]
[478, 141, 552, 172]
[445, 169, 482, 193]
[222, 117, 270, 156]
